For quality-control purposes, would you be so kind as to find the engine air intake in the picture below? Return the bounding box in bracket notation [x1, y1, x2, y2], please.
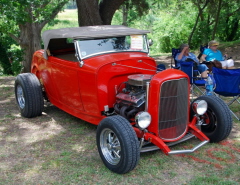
[158, 78, 188, 140]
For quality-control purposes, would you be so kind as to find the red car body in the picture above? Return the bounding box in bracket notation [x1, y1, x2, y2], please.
[31, 48, 209, 151]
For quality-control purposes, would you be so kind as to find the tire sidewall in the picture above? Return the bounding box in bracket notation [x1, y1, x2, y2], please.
[191, 95, 232, 142]
[96, 116, 139, 174]
[15, 73, 44, 118]
[15, 75, 29, 115]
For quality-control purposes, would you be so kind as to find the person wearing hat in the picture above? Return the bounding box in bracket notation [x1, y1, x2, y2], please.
[175, 43, 208, 78]
[200, 40, 234, 69]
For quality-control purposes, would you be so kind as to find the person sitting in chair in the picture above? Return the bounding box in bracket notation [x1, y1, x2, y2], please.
[200, 40, 234, 69]
[175, 43, 208, 78]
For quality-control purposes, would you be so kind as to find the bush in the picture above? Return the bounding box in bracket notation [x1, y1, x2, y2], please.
[7, 44, 23, 75]
[0, 42, 13, 75]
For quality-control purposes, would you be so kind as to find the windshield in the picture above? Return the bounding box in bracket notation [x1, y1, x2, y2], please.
[76, 35, 148, 59]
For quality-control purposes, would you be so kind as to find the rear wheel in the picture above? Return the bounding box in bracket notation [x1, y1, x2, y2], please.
[192, 95, 232, 142]
[96, 115, 140, 174]
[15, 73, 44, 118]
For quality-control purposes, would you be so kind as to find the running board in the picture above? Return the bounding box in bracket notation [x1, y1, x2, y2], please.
[140, 133, 195, 153]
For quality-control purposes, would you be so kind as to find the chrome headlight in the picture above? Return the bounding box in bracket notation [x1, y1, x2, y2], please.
[192, 100, 208, 115]
[135, 111, 151, 130]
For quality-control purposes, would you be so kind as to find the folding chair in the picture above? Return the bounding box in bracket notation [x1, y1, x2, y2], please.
[157, 64, 166, 71]
[212, 67, 240, 120]
[171, 48, 180, 69]
[171, 48, 206, 99]
[197, 45, 208, 59]
[180, 61, 206, 99]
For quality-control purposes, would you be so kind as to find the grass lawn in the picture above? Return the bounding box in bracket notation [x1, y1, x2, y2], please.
[0, 78, 239, 185]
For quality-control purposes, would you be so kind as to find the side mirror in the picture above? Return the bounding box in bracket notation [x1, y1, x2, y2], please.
[148, 39, 153, 46]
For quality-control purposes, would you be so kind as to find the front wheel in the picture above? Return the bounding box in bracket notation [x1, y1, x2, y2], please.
[192, 95, 232, 142]
[96, 115, 140, 174]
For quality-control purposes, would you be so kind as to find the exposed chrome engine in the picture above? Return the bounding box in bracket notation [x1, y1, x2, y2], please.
[114, 74, 152, 120]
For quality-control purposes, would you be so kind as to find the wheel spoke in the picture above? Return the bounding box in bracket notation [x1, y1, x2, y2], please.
[112, 136, 119, 144]
[100, 128, 122, 165]
[112, 144, 121, 151]
[17, 85, 25, 109]
[113, 150, 120, 159]
[108, 132, 112, 143]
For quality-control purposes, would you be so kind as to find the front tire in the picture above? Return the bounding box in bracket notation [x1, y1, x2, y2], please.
[192, 95, 232, 142]
[15, 73, 44, 118]
[96, 115, 140, 174]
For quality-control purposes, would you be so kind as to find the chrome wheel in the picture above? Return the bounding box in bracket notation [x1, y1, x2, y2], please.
[97, 116, 139, 174]
[100, 128, 121, 165]
[17, 85, 25, 109]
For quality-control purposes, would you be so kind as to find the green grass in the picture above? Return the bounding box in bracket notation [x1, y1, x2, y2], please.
[0, 77, 240, 184]
[189, 175, 239, 185]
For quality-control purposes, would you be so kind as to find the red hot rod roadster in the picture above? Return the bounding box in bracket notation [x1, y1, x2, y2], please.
[15, 25, 232, 174]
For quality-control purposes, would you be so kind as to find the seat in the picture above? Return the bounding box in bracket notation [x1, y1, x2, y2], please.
[197, 45, 208, 59]
[171, 48, 206, 99]
[171, 48, 181, 69]
[157, 64, 166, 71]
[212, 67, 240, 120]
[180, 61, 206, 99]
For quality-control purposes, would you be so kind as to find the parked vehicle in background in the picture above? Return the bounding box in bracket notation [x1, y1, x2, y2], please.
[15, 25, 232, 174]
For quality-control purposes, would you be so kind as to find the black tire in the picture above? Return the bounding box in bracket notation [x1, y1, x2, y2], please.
[15, 73, 44, 118]
[96, 115, 140, 174]
[192, 95, 232, 142]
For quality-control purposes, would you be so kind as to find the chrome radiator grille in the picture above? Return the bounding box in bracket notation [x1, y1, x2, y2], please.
[158, 78, 188, 140]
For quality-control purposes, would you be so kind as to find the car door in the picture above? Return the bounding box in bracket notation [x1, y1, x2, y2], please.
[48, 56, 84, 111]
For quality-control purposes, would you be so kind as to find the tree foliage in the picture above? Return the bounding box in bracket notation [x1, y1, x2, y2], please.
[131, 0, 240, 52]
[121, 0, 150, 26]
[0, 0, 69, 72]
[0, 35, 13, 75]
[1, 0, 240, 74]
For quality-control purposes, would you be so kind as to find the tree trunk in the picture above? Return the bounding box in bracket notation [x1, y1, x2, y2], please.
[122, 5, 128, 26]
[76, 0, 102, 26]
[188, 13, 200, 45]
[18, 23, 41, 73]
[99, 0, 126, 25]
[188, 0, 209, 45]
[226, 18, 239, 41]
[211, 0, 222, 40]
[76, 0, 126, 26]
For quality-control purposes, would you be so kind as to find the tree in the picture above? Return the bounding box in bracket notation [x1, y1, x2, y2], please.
[196, 0, 240, 42]
[0, 0, 69, 72]
[121, 0, 150, 26]
[211, 0, 223, 40]
[76, 0, 126, 26]
[0, 35, 13, 75]
[188, 0, 209, 45]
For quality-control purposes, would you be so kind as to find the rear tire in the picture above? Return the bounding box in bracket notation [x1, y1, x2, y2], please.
[15, 73, 44, 118]
[96, 115, 140, 174]
[192, 95, 232, 142]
